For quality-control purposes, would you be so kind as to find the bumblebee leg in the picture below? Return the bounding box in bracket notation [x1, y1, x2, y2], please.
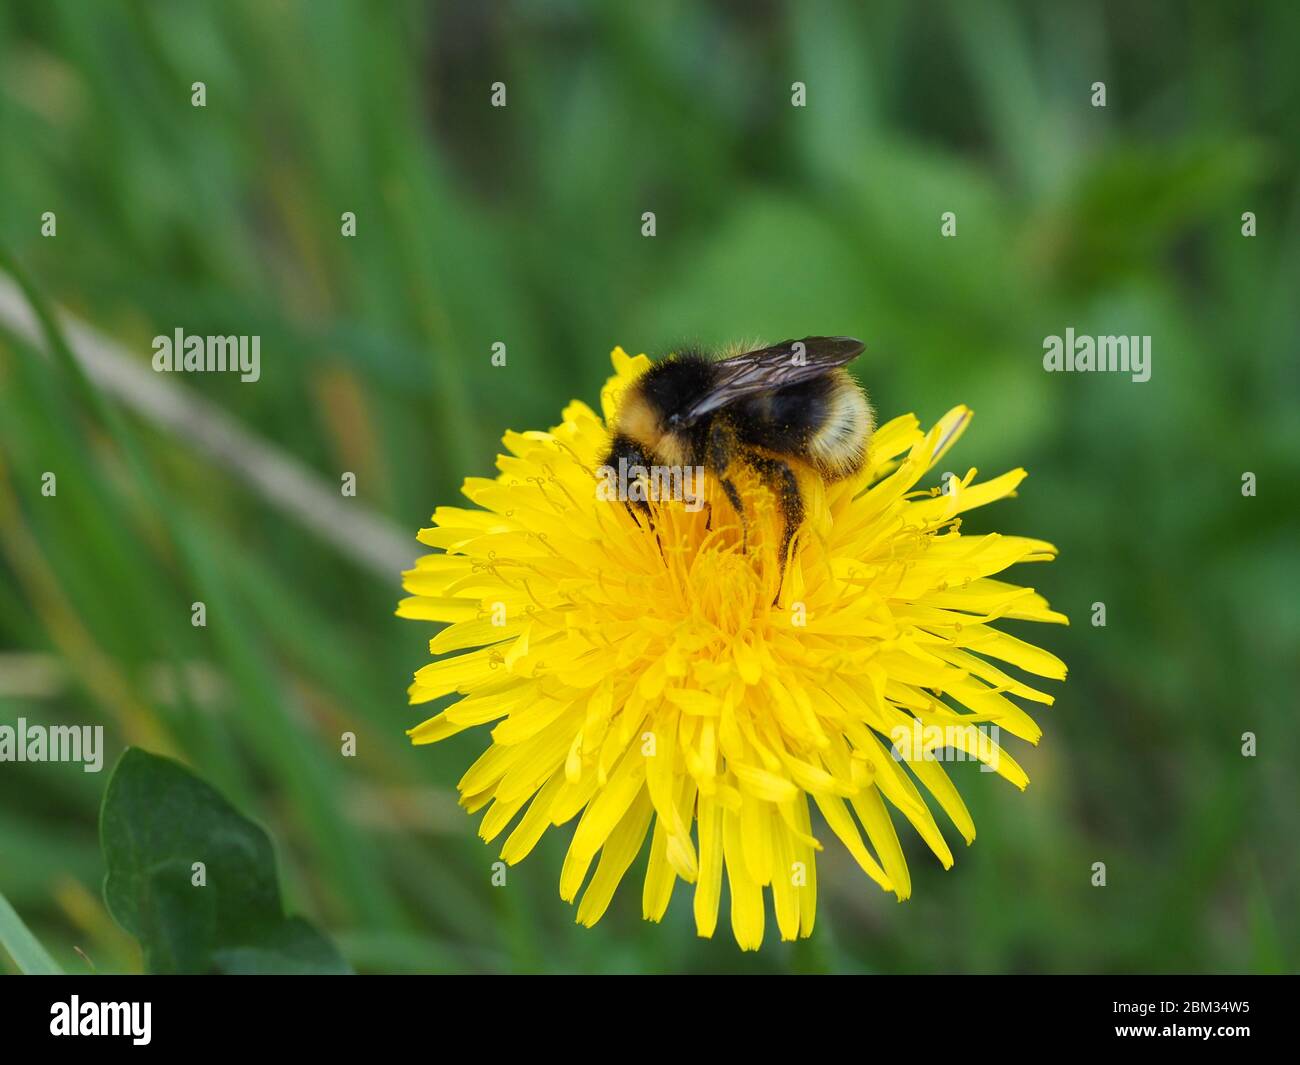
[718, 477, 746, 550]
[745, 454, 804, 591]
[601, 435, 654, 531]
[706, 420, 748, 550]
[624, 497, 651, 530]
[625, 494, 665, 562]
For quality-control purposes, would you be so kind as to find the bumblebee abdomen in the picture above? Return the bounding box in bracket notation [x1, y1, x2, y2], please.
[806, 371, 872, 478]
[729, 370, 871, 481]
[731, 376, 831, 452]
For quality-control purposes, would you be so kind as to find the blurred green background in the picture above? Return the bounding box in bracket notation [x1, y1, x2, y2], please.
[1, 0, 1297, 974]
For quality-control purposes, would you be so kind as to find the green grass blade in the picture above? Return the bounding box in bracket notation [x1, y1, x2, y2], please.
[0, 886, 63, 974]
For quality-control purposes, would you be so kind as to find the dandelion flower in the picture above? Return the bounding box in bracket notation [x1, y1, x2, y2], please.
[400, 347, 1067, 949]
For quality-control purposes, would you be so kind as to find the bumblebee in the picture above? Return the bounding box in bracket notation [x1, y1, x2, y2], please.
[602, 335, 872, 571]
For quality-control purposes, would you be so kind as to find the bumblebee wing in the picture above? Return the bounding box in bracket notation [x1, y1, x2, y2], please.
[680, 335, 865, 425]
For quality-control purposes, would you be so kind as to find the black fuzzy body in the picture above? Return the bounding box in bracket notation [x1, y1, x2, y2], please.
[618, 352, 836, 469]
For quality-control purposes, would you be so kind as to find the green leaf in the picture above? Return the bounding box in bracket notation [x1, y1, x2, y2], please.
[100, 748, 350, 974]
[0, 886, 63, 974]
